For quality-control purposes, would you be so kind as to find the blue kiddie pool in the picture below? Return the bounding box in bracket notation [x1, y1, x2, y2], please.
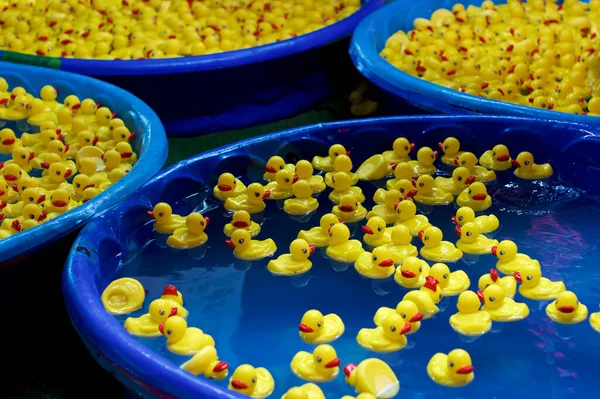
[64, 116, 600, 398]
[350, 0, 600, 126]
[0, 62, 167, 266]
[0, 0, 385, 137]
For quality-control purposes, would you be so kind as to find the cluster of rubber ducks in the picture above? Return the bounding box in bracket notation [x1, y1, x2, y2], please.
[382, 0, 600, 115]
[0, 0, 361, 60]
[0, 78, 137, 239]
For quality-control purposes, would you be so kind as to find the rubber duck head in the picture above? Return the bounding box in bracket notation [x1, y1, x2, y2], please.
[382, 312, 411, 340]
[466, 182, 489, 202]
[512, 151, 535, 170]
[80, 98, 98, 115]
[275, 169, 298, 189]
[362, 216, 386, 239]
[391, 224, 412, 245]
[438, 137, 460, 156]
[40, 85, 58, 102]
[72, 174, 93, 196]
[2, 162, 25, 183]
[22, 203, 46, 224]
[382, 189, 402, 209]
[71, 117, 89, 135]
[295, 160, 314, 179]
[394, 199, 417, 221]
[312, 344, 340, 371]
[452, 206, 475, 226]
[329, 223, 351, 246]
[331, 172, 352, 191]
[103, 150, 122, 170]
[109, 169, 126, 184]
[416, 146, 437, 166]
[217, 173, 239, 193]
[429, 263, 453, 289]
[446, 349, 474, 383]
[95, 107, 113, 125]
[553, 291, 581, 315]
[12, 147, 34, 168]
[514, 263, 542, 288]
[26, 98, 46, 116]
[187, 212, 209, 235]
[227, 229, 252, 251]
[328, 144, 350, 160]
[456, 290, 482, 314]
[320, 213, 342, 233]
[491, 240, 517, 262]
[333, 154, 353, 173]
[392, 137, 415, 157]
[9, 87, 27, 101]
[47, 139, 68, 157]
[337, 194, 359, 214]
[418, 226, 443, 248]
[56, 107, 74, 127]
[115, 142, 135, 160]
[454, 152, 478, 169]
[491, 144, 511, 162]
[396, 300, 423, 325]
[0, 128, 17, 147]
[289, 238, 314, 261]
[229, 364, 259, 395]
[452, 167, 475, 187]
[371, 246, 395, 268]
[246, 182, 269, 203]
[455, 222, 480, 244]
[415, 174, 435, 195]
[48, 163, 72, 183]
[292, 180, 313, 200]
[158, 315, 187, 343]
[149, 202, 173, 224]
[109, 118, 126, 133]
[265, 155, 286, 174]
[11, 95, 28, 113]
[298, 309, 327, 335]
[231, 210, 252, 229]
[78, 158, 99, 176]
[77, 130, 98, 147]
[63, 95, 81, 111]
[395, 179, 418, 199]
[40, 128, 60, 145]
[393, 162, 412, 180]
[481, 284, 507, 310]
[399, 256, 425, 280]
[49, 189, 71, 210]
[148, 298, 179, 323]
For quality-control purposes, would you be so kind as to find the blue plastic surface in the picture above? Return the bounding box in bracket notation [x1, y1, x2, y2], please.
[0, 61, 168, 266]
[64, 116, 600, 399]
[349, 0, 600, 126]
[0, 1, 385, 137]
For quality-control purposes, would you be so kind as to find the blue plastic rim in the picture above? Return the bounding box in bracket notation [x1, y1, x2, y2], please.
[0, 61, 168, 266]
[63, 115, 600, 399]
[349, 0, 600, 126]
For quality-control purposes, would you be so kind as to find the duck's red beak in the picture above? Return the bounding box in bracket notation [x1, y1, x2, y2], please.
[40, 162, 50, 169]
[557, 305, 575, 313]
[232, 220, 248, 228]
[231, 380, 248, 390]
[120, 151, 133, 158]
[472, 193, 486, 200]
[477, 289, 485, 302]
[410, 143, 415, 152]
[225, 239, 236, 248]
[298, 323, 313, 332]
[454, 225, 462, 237]
[325, 358, 340, 368]
[490, 268, 499, 282]
[418, 230, 424, 241]
[456, 365, 474, 374]
[465, 175, 476, 184]
[438, 142, 444, 150]
[203, 217, 210, 227]
[361, 225, 373, 234]
[491, 246, 497, 256]
[0, 190, 4, 196]
[400, 324, 412, 334]
[343, 364, 356, 377]
[390, 163, 397, 170]
[10, 94, 17, 100]
[263, 190, 271, 199]
[64, 169, 73, 178]
[309, 244, 315, 255]
[411, 178, 417, 187]
[158, 323, 164, 334]
[147, 210, 155, 219]
[433, 151, 438, 158]
[38, 211, 47, 221]
[405, 189, 418, 198]
[128, 132, 136, 141]
[28, 151, 35, 160]
[169, 307, 178, 316]
[497, 154, 510, 162]
[512, 160, 521, 168]
[339, 204, 354, 212]
[410, 312, 424, 322]
[293, 174, 299, 183]
[93, 136, 99, 145]
[213, 361, 228, 372]
[379, 259, 395, 267]
[0, 98, 7, 105]
[401, 269, 416, 278]
[52, 200, 68, 207]
[513, 271, 522, 282]
[218, 184, 232, 191]
[454, 157, 460, 166]
[451, 215, 457, 223]
[264, 165, 276, 173]
[12, 219, 22, 232]
[2, 138, 15, 145]
[72, 103, 81, 110]
[345, 151, 351, 156]
[4, 174, 17, 181]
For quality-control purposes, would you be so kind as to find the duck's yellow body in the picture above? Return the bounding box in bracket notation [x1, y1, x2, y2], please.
[298, 310, 345, 345]
[427, 350, 474, 387]
[449, 291, 492, 337]
[124, 298, 188, 337]
[343, 359, 399, 399]
[291, 345, 340, 382]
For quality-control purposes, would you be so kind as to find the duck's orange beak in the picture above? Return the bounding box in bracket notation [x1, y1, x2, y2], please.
[454, 225, 462, 237]
[262, 190, 271, 199]
[477, 289, 485, 302]
[410, 143, 415, 152]
[390, 163, 397, 170]
[93, 136, 99, 145]
[40, 162, 50, 169]
[497, 154, 510, 162]
[513, 271, 522, 282]
[293, 174, 299, 183]
[0, 98, 7, 105]
[231, 380, 248, 390]
[120, 151, 133, 158]
[169, 307, 178, 317]
[438, 142, 444, 150]
[72, 103, 81, 110]
[453, 157, 460, 166]
[472, 193, 486, 201]
[4, 174, 17, 181]
[465, 175, 476, 184]
[0, 214, 4, 222]
[325, 358, 340, 368]
[361, 225, 373, 234]
[218, 184, 232, 191]
[339, 204, 354, 212]
[10, 94, 17, 100]
[2, 138, 15, 145]
[203, 217, 210, 227]
[557, 305, 575, 313]
[64, 169, 73, 178]
[451, 215, 457, 223]
[491, 246, 498, 256]
[345, 151, 351, 156]
[147, 210, 155, 219]
[401, 269, 416, 278]
[410, 312, 424, 322]
[400, 324, 411, 334]
[264, 165, 277, 173]
[128, 132, 136, 141]
[490, 268, 499, 282]
[512, 160, 521, 168]
[225, 239, 236, 248]
[298, 323, 313, 333]
[418, 230, 424, 241]
[28, 151, 35, 161]
[158, 323, 165, 334]
[379, 259, 394, 267]
[213, 361, 228, 372]
[232, 220, 248, 228]
[309, 244, 315, 255]
[405, 189, 418, 198]
[38, 211, 47, 221]
[456, 365, 474, 374]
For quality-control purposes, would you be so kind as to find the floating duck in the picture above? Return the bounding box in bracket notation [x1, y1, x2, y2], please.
[373, 183, 413, 207]
[124, 298, 188, 337]
[429, 263, 470, 296]
[383, 137, 415, 165]
[354, 246, 397, 279]
[312, 144, 350, 172]
[393, 200, 432, 236]
[0, 128, 22, 154]
[282, 384, 325, 399]
[480, 284, 529, 322]
[298, 309, 345, 344]
[427, 349, 474, 387]
[452, 206, 499, 234]
[26, 98, 58, 125]
[373, 300, 423, 334]
[512, 151, 553, 180]
[290, 344, 340, 382]
[166, 212, 209, 250]
[214, 172, 246, 201]
[590, 311, 600, 333]
[226, 229, 277, 261]
[433, 166, 475, 195]
[361, 216, 393, 247]
[0, 95, 29, 121]
[546, 291, 588, 324]
[148, 202, 186, 234]
[367, 189, 402, 225]
[394, 256, 430, 289]
[356, 154, 390, 181]
[224, 182, 270, 214]
[414, 174, 453, 205]
[6, 147, 35, 173]
[265, 169, 298, 200]
[100, 277, 145, 315]
[454, 152, 496, 183]
[343, 359, 399, 399]
[385, 225, 418, 263]
[449, 290, 492, 337]
[492, 240, 541, 275]
[478, 269, 516, 299]
[181, 346, 229, 380]
[325, 223, 365, 263]
[224, 210, 261, 238]
[403, 276, 442, 319]
[298, 213, 343, 247]
[159, 315, 215, 356]
[407, 146, 437, 177]
[44, 189, 77, 217]
[1, 187, 46, 218]
[356, 313, 411, 353]
[284, 180, 319, 216]
[228, 364, 275, 398]
[455, 222, 498, 255]
[264, 155, 295, 182]
[268, 239, 314, 276]
[386, 162, 413, 191]
[295, 160, 326, 195]
[438, 137, 464, 166]
[419, 227, 463, 263]
[328, 172, 365, 204]
[479, 144, 512, 171]
[456, 182, 492, 212]
[515, 264, 566, 300]
[325, 155, 358, 187]
[332, 194, 367, 223]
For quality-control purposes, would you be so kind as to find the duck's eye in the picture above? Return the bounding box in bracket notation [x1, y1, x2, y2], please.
[444, 145, 449, 149]
[21, 154, 26, 159]
[59, 147, 63, 152]
[461, 160, 466, 164]
[443, 273, 448, 279]
[404, 146, 408, 151]
[121, 134, 126, 139]
[377, 226, 382, 232]
[29, 197, 33, 201]
[56, 171, 60, 175]
[449, 362, 454, 367]
[238, 239, 244, 244]
[200, 221, 205, 226]
[254, 192, 260, 197]
[424, 236, 429, 241]
[75, 183, 80, 188]
[400, 313, 406, 318]
[302, 248, 307, 254]
[526, 275, 532, 280]
[419, 267, 422, 272]
[468, 189, 472, 194]
[372, 256, 378, 261]
[330, 223, 335, 227]
[252, 377, 257, 383]
[329, 232, 332, 237]
[489, 296, 495, 302]
[158, 212, 164, 217]
[233, 180, 236, 185]
[317, 321, 322, 327]
[524, 160, 530, 165]
[21, 186, 25, 191]
[431, 154, 434, 159]
[167, 329, 172, 335]
[466, 231, 472, 236]
[492, 151, 496, 156]
[399, 188, 404, 193]
[458, 216, 463, 221]
[30, 214, 35, 219]
[333, 152, 339, 157]
[316, 356, 322, 363]
[499, 250, 505, 255]
[159, 309, 165, 315]
[285, 178, 289, 183]
[390, 325, 397, 332]
[457, 176, 462, 181]
[419, 182, 424, 187]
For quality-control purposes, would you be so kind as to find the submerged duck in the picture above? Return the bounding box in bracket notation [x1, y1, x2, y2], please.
[343, 359, 399, 399]
[332, 194, 367, 223]
[228, 364, 275, 399]
[449, 290, 492, 337]
[438, 137, 464, 166]
[456, 182, 492, 212]
[407, 147, 437, 177]
[298, 213, 343, 247]
[515, 264, 565, 300]
[419, 227, 463, 263]
[385, 225, 418, 263]
[452, 206, 499, 234]
[265, 169, 298, 200]
[403, 276, 443, 319]
[356, 313, 411, 353]
[492, 240, 541, 275]
[429, 263, 470, 296]
[124, 298, 188, 337]
[295, 160, 326, 195]
[354, 246, 397, 279]
[385, 162, 413, 191]
[414, 174, 453, 206]
[326, 223, 365, 263]
[361, 216, 393, 247]
[214, 172, 246, 201]
[454, 152, 496, 183]
[394, 256, 430, 289]
[383, 137, 415, 165]
[298, 309, 345, 344]
[166, 212, 209, 250]
[512, 152, 553, 180]
[427, 349, 474, 387]
[181, 346, 229, 380]
[264, 155, 295, 182]
[373, 300, 423, 334]
[479, 144, 512, 171]
[159, 316, 215, 356]
[224, 210, 261, 238]
[455, 222, 498, 255]
[226, 229, 277, 261]
[328, 172, 365, 204]
[433, 166, 475, 195]
[546, 291, 588, 324]
[284, 180, 319, 216]
[478, 269, 516, 299]
[282, 384, 325, 399]
[393, 200, 432, 236]
[312, 144, 350, 172]
[481, 284, 529, 322]
[148, 202, 186, 234]
[325, 155, 358, 188]
[267, 239, 314, 276]
[368, 189, 403, 224]
[224, 183, 270, 214]
[291, 344, 340, 382]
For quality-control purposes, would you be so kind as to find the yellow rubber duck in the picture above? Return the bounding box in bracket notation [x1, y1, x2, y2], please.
[224, 210, 261, 238]
[512, 151, 553, 180]
[546, 291, 588, 324]
[6, 146, 35, 173]
[386, 162, 413, 191]
[373, 184, 412, 206]
[385, 225, 418, 263]
[383, 137, 415, 165]
[328, 172, 365, 204]
[332, 194, 367, 223]
[264, 155, 295, 182]
[181, 346, 229, 380]
[228, 364, 275, 398]
[226, 229, 277, 261]
[281, 384, 325, 399]
[312, 143, 350, 172]
[368, 189, 403, 224]
[298, 213, 343, 247]
[394, 256, 430, 289]
[393, 200, 432, 236]
[373, 299, 423, 334]
[515, 263, 565, 300]
[492, 240, 541, 275]
[166, 212, 209, 249]
[44, 189, 77, 218]
[148, 202, 186, 234]
[414, 174, 453, 206]
[295, 160, 325, 195]
[478, 269, 516, 299]
[427, 349, 474, 387]
[0, 128, 22, 154]
[438, 137, 464, 166]
[101, 277, 145, 315]
[325, 155, 358, 187]
[102, 149, 133, 174]
[452, 206, 499, 234]
[284, 180, 318, 216]
[419, 227, 463, 263]
[343, 359, 399, 399]
[290, 344, 340, 382]
[433, 166, 475, 195]
[590, 311, 600, 333]
[455, 222, 499, 255]
[268, 239, 314, 276]
[124, 298, 188, 337]
[354, 246, 397, 279]
[481, 284, 529, 322]
[479, 144, 512, 171]
[361, 216, 393, 247]
[26, 98, 58, 125]
[429, 263, 470, 296]
[449, 290, 492, 337]
[1, 187, 46, 218]
[456, 182, 492, 212]
[357, 313, 411, 353]
[2, 163, 29, 191]
[1, 95, 29, 121]
[407, 146, 437, 177]
[265, 169, 298, 200]
[224, 182, 270, 214]
[159, 315, 215, 356]
[356, 154, 390, 181]
[325, 223, 365, 263]
[214, 172, 246, 201]
[454, 152, 496, 183]
[402, 276, 443, 319]
[298, 309, 345, 344]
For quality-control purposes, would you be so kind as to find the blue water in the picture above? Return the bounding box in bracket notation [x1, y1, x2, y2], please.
[114, 168, 600, 399]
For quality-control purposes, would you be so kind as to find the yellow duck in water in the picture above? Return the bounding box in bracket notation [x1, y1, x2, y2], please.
[159, 316, 215, 356]
[515, 263, 566, 300]
[326, 223, 365, 263]
[385, 225, 418, 263]
[492, 240, 541, 275]
[291, 344, 340, 382]
[479, 144, 512, 171]
[225, 182, 270, 214]
[226, 229, 277, 261]
[6, 147, 35, 173]
[433, 167, 475, 195]
[166, 212, 209, 249]
[298, 309, 345, 344]
[295, 160, 325, 195]
[368, 189, 403, 224]
[449, 290, 492, 337]
[0, 128, 23, 154]
[328, 171, 365, 204]
[265, 169, 298, 200]
[224, 210, 261, 238]
[228, 364, 275, 399]
[268, 238, 314, 276]
[394, 256, 430, 289]
[427, 349, 474, 387]
[452, 206, 499, 234]
[373, 183, 413, 206]
[429, 263, 470, 296]
[454, 152, 496, 183]
[403, 276, 443, 319]
[512, 151, 553, 180]
[332, 194, 367, 223]
[546, 291, 588, 325]
[354, 246, 397, 279]
[281, 384, 325, 399]
[284, 180, 319, 216]
[419, 227, 463, 263]
[361, 216, 393, 247]
[343, 359, 399, 399]
[478, 268, 516, 299]
[386, 162, 413, 191]
[1, 187, 46, 218]
[312, 143, 350, 172]
[181, 346, 229, 380]
[438, 137, 464, 166]
[383, 137, 415, 165]
[263, 155, 295, 183]
[407, 146, 437, 177]
[325, 155, 358, 188]
[414, 174, 453, 206]
[124, 298, 188, 337]
[480, 284, 529, 322]
[356, 313, 411, 353]
[298, 213, 343, 247]
[456, 182, 492, 212]
[455, 222, 498, 255]
[393, 200, 432, 236]
[591, 311, 600, 333]
[44, 189, 77, 218]
[148, 202, 186, 234]
[373, 300, 423, 334]
[213, 172, 246, 201]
